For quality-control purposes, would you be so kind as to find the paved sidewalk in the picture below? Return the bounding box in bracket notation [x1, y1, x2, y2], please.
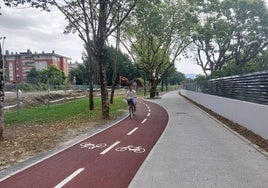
[129, 90, 268, 188]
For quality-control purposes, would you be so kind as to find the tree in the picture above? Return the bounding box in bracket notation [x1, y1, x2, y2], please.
[194, 74, 208, 82]
[106, 46, 140, 86]
[168, 71, 186, 85]
[122, 0, 196, 97]
[192, 0, 268, 77]
[69, 46, 139, 86]
[5, 0, 137, 119]
[68, 46, 140, 90]
[26, 67, 40, 84]
[40, 65, 66, 85]
[69, 62, 89, 85]
[210, 50, 268, 78]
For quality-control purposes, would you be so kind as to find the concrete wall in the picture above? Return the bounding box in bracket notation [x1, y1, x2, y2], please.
[180, 89, 268, 139]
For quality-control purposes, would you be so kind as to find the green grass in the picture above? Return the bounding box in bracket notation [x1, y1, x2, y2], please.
[4, 96, 127, 126]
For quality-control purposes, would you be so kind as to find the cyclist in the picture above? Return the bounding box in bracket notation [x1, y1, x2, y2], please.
[126, 85, 137, 111]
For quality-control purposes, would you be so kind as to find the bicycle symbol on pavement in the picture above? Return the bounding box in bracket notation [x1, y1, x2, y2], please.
[115, 145, 146, 153]
[80, 142, 107, 149]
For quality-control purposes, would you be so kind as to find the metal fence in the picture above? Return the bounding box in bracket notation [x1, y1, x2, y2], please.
[182, 70, 268, 105]
[4, 84, 90, 113]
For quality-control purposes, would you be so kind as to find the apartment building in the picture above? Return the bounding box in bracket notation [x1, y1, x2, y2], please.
[4, 49, 71, 83]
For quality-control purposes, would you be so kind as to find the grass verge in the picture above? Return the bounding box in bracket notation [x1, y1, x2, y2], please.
[5, 96, 126, 126]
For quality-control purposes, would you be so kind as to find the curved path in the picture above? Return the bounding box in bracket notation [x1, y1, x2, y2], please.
[130, 91, 268, 188]
[0, 99, 168, 188]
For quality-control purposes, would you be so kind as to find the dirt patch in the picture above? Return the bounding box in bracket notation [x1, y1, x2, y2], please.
[180, 93, 268, 153]
[0, 119, 101, 171]
[0, 90, 126, 171]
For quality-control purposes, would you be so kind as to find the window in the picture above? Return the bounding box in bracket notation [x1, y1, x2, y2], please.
[35, 62, 47, 70]
[23, 61, 35, 66]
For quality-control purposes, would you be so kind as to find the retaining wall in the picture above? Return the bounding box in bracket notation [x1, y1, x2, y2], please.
[180, 89, 268, 139]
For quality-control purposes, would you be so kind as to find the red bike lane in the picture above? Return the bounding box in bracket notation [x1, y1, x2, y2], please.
[0, 100, 168, 188]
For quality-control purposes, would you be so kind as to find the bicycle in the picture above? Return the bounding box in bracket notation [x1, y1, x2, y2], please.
[127, 98, 135, 119]
[115, 145, 145, 153]
[80, 142, 107, 149]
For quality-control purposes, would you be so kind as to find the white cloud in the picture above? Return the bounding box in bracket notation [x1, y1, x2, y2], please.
[0, 3, 84, 62]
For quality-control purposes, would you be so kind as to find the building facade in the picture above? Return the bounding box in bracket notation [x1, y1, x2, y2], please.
[4, 49, 70, 83]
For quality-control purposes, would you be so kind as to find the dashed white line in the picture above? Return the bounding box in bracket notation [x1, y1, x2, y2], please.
[100, 141, 120, 155]
[147, 113, 151, 117]
[54, 168, 84, 188]
[127, 127, 139, 135]
[141, 118, 147, 124]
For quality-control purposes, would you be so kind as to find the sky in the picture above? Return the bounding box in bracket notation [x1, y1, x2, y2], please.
[0, 2, 205, 75]
[2, 1, 266, 76]
[0, 3, 84, 63]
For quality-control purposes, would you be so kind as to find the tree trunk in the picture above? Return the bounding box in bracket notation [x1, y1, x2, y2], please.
[0, 44, 4, 140]
[110, 50, 117, 104]
[110, 18, 120, 104]
[98, 47, 109, 119]
[88, 64, 94, 110]
[98, 0, 109, 119]
[150, 82, 157, 98]
[143, 74, 147, 96]
[86, 45, 95, 111]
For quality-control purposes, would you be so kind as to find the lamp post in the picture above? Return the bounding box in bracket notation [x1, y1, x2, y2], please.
[0, 36, 6, 140]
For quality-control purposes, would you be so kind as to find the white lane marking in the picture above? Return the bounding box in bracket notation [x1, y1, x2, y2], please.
[100, 141, 120, 155]
[147, 113, 151, 117]
[141, 118, 147, 124]
[54, 168, 84, 188]
[148, 109, 151, 112]
[127, 127, 138, 135]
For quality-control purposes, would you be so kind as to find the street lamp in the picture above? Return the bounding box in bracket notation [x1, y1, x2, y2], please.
[0, 37, 6, 55]
[0, 37, 6, 82]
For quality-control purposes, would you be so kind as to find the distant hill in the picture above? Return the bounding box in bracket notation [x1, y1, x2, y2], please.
[185, 73, 197, 79]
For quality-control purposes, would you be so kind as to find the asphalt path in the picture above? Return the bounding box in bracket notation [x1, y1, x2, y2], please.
[130, 91, 268, 188]
[0, 99, 168, 188]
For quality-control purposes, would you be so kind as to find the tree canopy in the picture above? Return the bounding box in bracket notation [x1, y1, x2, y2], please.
[26, 65, 66, 85]
[191, 0, 268, 77]
[122, 0, 197, 97]
[69, 46, 140, 86]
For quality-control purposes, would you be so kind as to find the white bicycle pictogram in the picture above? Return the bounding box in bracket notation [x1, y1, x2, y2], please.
[115, 145, 145, 153]
[80, 142, 107, 149]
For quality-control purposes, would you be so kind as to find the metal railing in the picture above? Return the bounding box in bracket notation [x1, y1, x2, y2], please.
[183, 70, 268, 105]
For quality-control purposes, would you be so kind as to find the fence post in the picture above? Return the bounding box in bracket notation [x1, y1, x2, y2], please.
[16, 83, 20, 114]
[64, 84, 67, 101]
[47, 84, 50, 109]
